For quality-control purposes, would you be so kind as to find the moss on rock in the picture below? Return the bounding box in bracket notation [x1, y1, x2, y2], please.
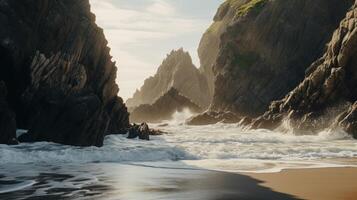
[226, 0, 268, 19]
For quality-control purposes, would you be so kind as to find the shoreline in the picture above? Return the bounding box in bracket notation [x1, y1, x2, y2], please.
[0, 162, 299, 200]
[1, 162, 357, 199]
[246, 167, 357, 200]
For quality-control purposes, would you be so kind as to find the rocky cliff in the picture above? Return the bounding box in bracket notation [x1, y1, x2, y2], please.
[0, 81, 17, 145]
[0, 0, 129, 146]
[130, 88, 202, 123]
[253, 2, 357, 138]
[126, 48, 210, 109]
[209, 0, 353, 117]
[198, 0, 245, 101]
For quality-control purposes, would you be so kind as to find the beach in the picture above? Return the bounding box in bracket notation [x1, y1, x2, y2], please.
[1, 124, 357, 199]
[248, 167, 357, 200]
[0, 163, 296, 200]
[1, 161, 357, 199]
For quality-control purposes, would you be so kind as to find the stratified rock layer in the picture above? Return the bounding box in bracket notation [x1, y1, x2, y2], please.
[209, 0, 353, 117]
[130, 88, 202, 123]
[126, 49, 210, 109]
[0, 0, 129, 146]
[253, 2, 357, 138]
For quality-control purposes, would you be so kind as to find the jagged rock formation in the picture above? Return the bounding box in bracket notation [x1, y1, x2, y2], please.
[253, 2, 357, 138]
[126, 49, 210, 109]
[209, 0, 353, 117]
[130, 88, 202, 123]
[0, 0, 129, 146]
[187, 111, 241, 126]
[0, 81, 17, 145]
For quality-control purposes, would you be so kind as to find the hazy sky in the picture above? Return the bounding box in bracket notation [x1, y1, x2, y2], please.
[90, 0, 223, 100]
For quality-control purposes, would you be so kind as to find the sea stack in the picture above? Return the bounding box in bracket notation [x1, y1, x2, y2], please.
[126, 48, 210, 110]
[130, 88, 203, 123]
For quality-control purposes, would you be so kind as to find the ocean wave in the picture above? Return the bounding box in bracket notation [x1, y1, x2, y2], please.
[1, 123, 357, 168]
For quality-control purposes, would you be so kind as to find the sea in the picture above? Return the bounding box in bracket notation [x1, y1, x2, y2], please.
[1, 110, 357, 199]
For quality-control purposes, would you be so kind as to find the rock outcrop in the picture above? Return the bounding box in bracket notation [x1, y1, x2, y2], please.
[130, 88, 202, 123]
[126, 122, 164, 140]
[126, 48, 210, 109]
[0, 0, 129, 146]
[209, 0, 353, 117]
[114, 122, 164, 140]
[253, 1, 357, 138]
[0, 81, 17, 145]
[187, 111, 241, 126]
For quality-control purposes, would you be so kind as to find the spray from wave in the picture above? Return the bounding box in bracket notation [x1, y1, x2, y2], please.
[162, 108, 195, 125]
[1, 110, 357, 173]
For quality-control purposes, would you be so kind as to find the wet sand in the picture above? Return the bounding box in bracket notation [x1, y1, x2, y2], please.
[0, 163, 298, 200]
[247, 167, 357, 200]
[2, 163, 357, 199]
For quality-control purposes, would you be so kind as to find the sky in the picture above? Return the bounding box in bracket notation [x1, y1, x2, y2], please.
[90, 0, 223, 100]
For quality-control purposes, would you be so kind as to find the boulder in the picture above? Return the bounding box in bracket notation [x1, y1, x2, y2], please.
[126, 123, 163, 140]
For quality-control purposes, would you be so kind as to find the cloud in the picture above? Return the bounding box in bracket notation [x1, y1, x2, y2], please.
[89, 0, 218, 100]
[90, 0, 205, 41]
[146, 0, 176, 16]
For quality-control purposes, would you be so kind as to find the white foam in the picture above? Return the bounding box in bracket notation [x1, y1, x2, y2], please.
[16, 129, 28, 137]
[162, 108, 195, 125]
[130, 159, 356, 173]
[1, 118, 357, 173]
[0, 180, 36, 194]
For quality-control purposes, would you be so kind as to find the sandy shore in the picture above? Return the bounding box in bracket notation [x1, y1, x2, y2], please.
[1, 163, 357, 199]
[0, 163, 298, 200]
[247, 167, 357, 200]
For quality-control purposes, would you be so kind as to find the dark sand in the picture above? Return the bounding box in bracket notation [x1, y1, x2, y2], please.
[2, 163, 356, 200]
[0, 163, 298, 200]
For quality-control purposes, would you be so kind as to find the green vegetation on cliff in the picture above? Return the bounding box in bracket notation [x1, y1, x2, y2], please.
[238, 0, 267, 16]
[227, 0, 268, 18]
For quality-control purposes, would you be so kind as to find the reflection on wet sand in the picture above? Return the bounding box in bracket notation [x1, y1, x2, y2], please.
[0, 163, 298, 200]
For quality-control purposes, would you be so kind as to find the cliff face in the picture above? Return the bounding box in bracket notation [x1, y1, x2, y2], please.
[126, 49, 210, 109]
[130, 88, 202, 123]
[198, 1, 239, 99]
[0, 81, 16, 145]
[209, 0, 353, 117]
[0, 0, 129, 146]
[253, 2, 357, 138]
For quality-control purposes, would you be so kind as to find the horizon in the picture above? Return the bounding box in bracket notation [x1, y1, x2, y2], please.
[90, 0, 223, 100]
